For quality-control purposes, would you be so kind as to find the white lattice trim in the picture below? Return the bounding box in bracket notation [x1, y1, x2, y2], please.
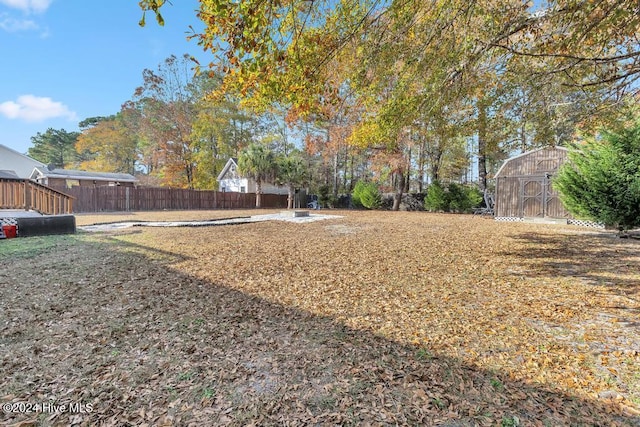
[494, 217, 525, 222]
[0, 218, 18, 226]
[567, 219, 605, 229]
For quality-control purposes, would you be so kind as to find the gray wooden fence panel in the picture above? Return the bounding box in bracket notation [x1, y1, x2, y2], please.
[50, 186, 287, 213]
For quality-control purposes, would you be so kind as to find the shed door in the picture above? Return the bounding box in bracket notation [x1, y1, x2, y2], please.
[520, 176, 563, 218]
[521, 178, 544, 217]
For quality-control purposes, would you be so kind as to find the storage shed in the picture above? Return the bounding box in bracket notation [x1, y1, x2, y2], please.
[494, 146, 572, 220]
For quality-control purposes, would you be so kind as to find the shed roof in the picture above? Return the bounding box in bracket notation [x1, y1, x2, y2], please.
[494, 146, 568, 178]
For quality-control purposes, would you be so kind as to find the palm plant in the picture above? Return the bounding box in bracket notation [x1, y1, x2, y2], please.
[276, 153, 308, 209]
[237, 143, 276, 208]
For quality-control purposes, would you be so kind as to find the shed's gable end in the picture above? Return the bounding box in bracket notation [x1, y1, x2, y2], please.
[494, 147, 569, 178]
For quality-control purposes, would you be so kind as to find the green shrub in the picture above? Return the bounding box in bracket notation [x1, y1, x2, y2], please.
[446, 183, 467, 212]
[448, 183, 483, 213]
[317, 184, 336, 208]
[466, 186, 484, 209]
[554, 120, 640, 230]
[424, 181, 448, 211]
[352, 181, 382, 209]
[425, 181, 483, 213]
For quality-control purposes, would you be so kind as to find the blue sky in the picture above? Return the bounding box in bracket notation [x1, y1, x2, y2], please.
[0, 0, 206, 154]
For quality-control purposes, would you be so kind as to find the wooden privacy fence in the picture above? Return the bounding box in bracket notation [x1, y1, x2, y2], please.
[51, 186, 288, 213]
[0, 179, 73, 215]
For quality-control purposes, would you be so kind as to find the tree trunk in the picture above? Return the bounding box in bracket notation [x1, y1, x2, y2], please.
[418, 140, 425, 193]
[282, 121, 289, 156]
[404, 147, 411, 193]
[333, 151, 339, 200]
[392, 170, 405, 211]
[342, 146, 348, 192]
[287, 184, 295, 209]
[478, 102, 488, 191]
[431, 148, 442, 183]
[255, 179, 262, 208]
[185, 161, 194, 189]
[349, 152, 355, 192]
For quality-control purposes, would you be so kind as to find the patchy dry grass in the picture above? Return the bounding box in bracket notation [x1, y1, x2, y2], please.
[1, 210, 639, 426]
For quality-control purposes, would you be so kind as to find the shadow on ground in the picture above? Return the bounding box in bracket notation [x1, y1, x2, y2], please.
[504, 232, 640, 298]
[1, 234, 638, 426]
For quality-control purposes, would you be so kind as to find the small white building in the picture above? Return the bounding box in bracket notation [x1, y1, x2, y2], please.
[217, 158, 287, 195]
[0, 144, 46, 179]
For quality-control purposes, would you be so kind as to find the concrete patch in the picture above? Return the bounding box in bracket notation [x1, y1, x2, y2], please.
[79, 212, 342, 232]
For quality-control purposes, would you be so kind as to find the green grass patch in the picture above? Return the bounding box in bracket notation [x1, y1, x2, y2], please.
[0, 234, 80, 259]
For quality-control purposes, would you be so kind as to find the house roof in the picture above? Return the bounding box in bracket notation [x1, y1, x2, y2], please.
[0, 144, 47, 179]
[31, 167, 137, 182]
[0, 170, 20, 179]
[0, 143, 45, 164]
[217, 157, 239, 181]
[494, 146, 568, 178]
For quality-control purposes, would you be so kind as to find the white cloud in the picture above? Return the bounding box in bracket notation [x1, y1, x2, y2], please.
[0, 95, 77, 122]
[0, 0, 52, 13]
[0, 0, 50, 33]
[0, 15, 37, 31]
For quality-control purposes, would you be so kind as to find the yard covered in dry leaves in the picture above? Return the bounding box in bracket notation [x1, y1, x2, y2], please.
[1, 210, 639, 426]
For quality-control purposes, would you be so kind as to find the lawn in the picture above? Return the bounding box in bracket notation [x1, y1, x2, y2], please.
[1, 210, 639, 426]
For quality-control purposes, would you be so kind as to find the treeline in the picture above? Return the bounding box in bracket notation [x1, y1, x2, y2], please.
[28, 55, 278, 189]
[26, 54, 482, 197]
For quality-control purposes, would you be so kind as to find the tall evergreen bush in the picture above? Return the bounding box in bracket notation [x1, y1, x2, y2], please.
[554, 121, 640, 230]
[352, 181, 382, 209]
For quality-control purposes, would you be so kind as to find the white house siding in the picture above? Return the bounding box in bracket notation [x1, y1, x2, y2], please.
[217, 159, 288, 195]
[219, 177, 250, 193]
[0, 144, 46, 178]
[219, 178, 288, 195]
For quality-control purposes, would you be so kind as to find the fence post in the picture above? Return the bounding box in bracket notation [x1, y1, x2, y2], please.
[23, 181, 28, 211]
[125, 187, 130, 211]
